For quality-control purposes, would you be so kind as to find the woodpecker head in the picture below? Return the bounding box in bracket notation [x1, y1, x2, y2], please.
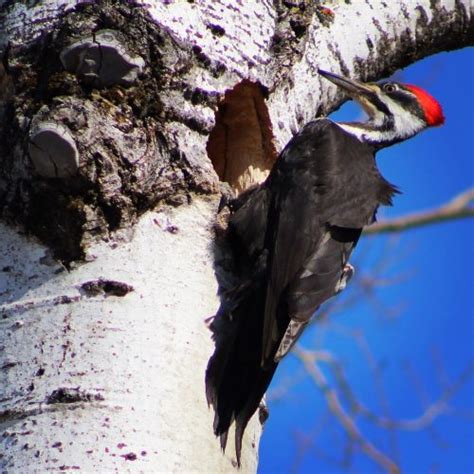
[318, 69, 444, 148]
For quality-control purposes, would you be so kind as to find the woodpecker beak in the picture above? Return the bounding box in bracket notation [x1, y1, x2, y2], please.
[318, 69, 381, 119]
[318, 69, 375, 96]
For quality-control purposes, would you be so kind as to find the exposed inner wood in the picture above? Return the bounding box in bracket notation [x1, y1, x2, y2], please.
[207, 80, 278, 193]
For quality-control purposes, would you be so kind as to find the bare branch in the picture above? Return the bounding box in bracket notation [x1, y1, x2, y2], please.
[300, 347, 474, 431]
[364, 189, 474, 235]
[294, 345, 474, 473]
[294, 346, 400, 474]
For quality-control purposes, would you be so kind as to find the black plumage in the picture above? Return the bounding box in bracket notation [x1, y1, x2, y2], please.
[206, 119, 398, 463]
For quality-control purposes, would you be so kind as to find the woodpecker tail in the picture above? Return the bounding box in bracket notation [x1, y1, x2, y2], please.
[205, 279, 277, 466]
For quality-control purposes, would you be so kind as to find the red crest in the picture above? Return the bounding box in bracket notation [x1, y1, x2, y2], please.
[404, 84, 445, 126]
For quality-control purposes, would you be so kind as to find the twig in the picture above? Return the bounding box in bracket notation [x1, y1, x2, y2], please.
[294, 345, 474, 473]
[364, 188, 474, 235]
[290, 414, 333, 474]
[294, 346, 400, 474]
[354, 331, 400, 462]
[299, 347, 474, 432]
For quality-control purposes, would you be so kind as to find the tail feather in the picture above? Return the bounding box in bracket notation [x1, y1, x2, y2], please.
[205, 280, 278, 466]
[219, 430, 229, 452]
[234, 362, 277, 465]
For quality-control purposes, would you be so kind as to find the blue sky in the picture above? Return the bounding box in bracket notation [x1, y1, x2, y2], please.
[259, 48, 474, 473]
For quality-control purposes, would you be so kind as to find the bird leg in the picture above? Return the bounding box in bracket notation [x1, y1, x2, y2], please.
[334, 263, 355, 294]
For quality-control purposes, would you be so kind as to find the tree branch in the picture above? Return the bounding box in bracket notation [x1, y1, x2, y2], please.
[364, 189, 474, 235]
[294, 344, 474, 473]
[293, 346, 400, 474]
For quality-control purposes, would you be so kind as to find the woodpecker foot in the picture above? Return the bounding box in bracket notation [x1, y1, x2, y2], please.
[335, 263, 355, 294]
[204, 315, 216, 329]
[218, 182, 236, 212]
[258, 400, 269, 426]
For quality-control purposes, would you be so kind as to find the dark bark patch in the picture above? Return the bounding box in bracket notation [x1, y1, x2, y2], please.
[0, 0, 220, 263]
[191, 45, 212, 68]
[183, 86, 219, 107]
[270, 0, 317, 85]
[36, 367, 46, 377]
[80, 278, 134, 297]
[46, 387, 105, 404]
[289, 18, 308, 38]
[207, 24, 226, 37]
[327, 43, 350, 78]
[1, 361, 17, 371]
[120, 452, 137, 461]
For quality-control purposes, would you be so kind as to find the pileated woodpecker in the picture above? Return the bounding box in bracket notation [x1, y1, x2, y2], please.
[206, 69, 444, 464]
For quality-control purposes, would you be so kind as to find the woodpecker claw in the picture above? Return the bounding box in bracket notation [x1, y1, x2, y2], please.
[204, 315, 216, 329]
[218, 182, 236, 212]
[335, 263, 355, 294]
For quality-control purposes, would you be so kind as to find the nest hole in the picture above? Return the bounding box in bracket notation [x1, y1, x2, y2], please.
[206, 80, 278, 194]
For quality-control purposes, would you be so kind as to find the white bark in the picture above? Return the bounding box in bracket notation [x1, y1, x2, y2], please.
[0, 197, 260, 473]
[0, 0, 472, 472]
[145, 0, 472, 147]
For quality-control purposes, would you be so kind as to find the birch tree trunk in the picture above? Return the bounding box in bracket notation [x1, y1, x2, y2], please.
[0, 1, 472, 472]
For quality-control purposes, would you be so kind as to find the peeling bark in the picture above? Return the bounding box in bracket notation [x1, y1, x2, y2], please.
[0, 0, 472, 472]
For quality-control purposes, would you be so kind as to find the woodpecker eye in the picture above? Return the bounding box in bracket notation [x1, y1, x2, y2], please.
[383, 83, 398, 93]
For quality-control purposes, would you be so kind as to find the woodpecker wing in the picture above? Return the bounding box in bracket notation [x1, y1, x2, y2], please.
[261, 119, 398, 365]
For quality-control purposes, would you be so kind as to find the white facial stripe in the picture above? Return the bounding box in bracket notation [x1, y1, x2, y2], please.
[336, 94, 426, 145]
[335, 123, 382, 142]
[383, 96, 425, 138]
